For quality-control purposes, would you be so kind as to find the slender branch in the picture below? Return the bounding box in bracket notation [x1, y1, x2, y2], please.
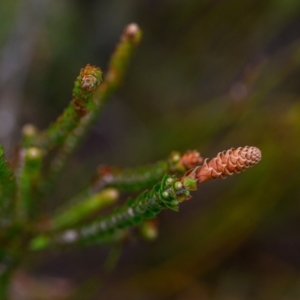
[188, 146, 262, 182]
[15, 147, 43, 221]
[93, 150, 203, 192]
[30, 146, 261, 249]
[20, 124, 39, 149]
[0, 246, 20, 299]
[51, 150, 203, 222]
[47, 188, 119, 232]
[37, 64, 102, 150]
[0, 146, 16, 226]
[0, 267, 13, 299]
[33, 174, 196, 249]
[44, 23, 142, 193]
[93, 23, 142, 106]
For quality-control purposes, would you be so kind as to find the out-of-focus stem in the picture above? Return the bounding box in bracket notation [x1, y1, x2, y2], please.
[20, 124, 39, 149]
[0, 269, 12, 300]
[93, 150, 203, 192]
[37, 65, 102, 151]
[48, 188, 119, 232]
[31, 146, 261, 250]
[43, 23, 142, 193]
[0, 146, 16, 226]
[15, 147, 43, 222]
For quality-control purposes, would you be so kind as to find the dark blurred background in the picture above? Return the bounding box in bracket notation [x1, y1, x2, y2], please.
[1, 0, 300, 299]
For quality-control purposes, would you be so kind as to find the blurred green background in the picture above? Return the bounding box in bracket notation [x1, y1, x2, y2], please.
[1, 0, 300, 299]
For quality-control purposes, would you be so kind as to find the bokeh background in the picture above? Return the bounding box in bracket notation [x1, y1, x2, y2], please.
[1, 0, 300, 299]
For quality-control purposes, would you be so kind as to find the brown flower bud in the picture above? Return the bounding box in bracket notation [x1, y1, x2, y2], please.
[195, 146, 261, 183]
[181, 150, 204, 169]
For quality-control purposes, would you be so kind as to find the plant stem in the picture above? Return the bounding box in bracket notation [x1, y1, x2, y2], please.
[15, 147, 43, 221]
[38, 65, 102, 151]
[49, 188, 119, 232]
[0, 268, 12, 300]
[35, 174, 196, 249]
[93, 150, 203, 192]
[43, 23, 142, 193]
[0, 146, 16, 226]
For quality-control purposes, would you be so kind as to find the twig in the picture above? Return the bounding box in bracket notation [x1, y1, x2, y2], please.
[43, 23, 142, 193]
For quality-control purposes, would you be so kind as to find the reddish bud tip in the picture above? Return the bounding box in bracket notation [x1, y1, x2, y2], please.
[195, 146, 261, 183]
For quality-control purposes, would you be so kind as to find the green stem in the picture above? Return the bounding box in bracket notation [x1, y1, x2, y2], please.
[31, 174, 197, 249]
[43, 24, 142, 193]
[93, 150, 202, 192]
[20, 124, 39, 149]
[38, 64, 102, 151]
[0, 250, 17, 300]
[49, 188, 119, 232]
[0, 269, 12, 300]
[15, 147, 43, 221]
[0, 146, 16, 226]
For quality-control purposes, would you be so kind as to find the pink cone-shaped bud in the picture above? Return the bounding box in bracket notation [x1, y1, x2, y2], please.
[195, 146, 261, 183]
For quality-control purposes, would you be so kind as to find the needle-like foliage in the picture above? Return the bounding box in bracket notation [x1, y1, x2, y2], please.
[0, 23, 261, 298]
